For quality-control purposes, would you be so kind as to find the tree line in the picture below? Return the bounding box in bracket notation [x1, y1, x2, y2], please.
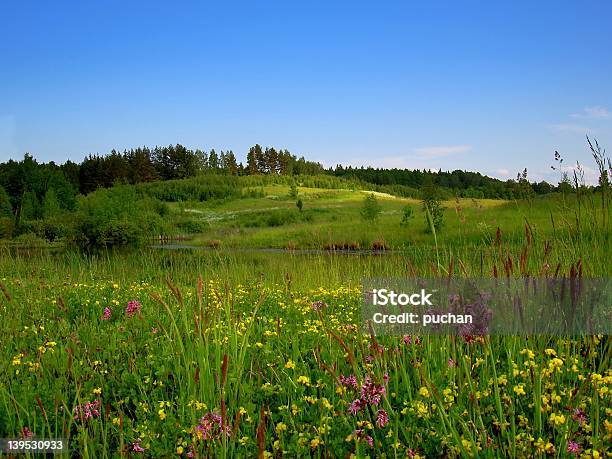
[0, 142, 572, 230]
[331, 165, 554, 200]
[78, 144, 325, 194]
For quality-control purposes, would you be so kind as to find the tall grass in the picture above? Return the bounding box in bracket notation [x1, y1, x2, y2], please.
[0, 192, 610, 457]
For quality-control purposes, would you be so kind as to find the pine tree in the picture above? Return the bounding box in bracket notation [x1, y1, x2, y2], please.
[209, 149, 219, 170]
[247, 147, 258, 175]
[226, 151, 239, 175]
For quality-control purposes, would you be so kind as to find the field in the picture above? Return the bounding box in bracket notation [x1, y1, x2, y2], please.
[0, 187, 610, 458]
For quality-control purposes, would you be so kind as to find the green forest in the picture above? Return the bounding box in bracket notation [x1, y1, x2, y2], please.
[0, 141, 607, 246]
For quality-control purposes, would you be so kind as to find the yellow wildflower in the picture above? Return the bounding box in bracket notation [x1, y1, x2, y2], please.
[513, 384, 526, 396]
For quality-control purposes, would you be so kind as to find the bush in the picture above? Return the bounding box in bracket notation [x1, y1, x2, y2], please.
[176, 219, 209, 233]
[361, 194, 381, 221]
[72, 187, 170, 246]
[30, 218, 71, 242]
[400, 205, 414, 226]
[12, 232, 48, 246]
[421, 178, 444, 233]
[0, 217, 15, 239]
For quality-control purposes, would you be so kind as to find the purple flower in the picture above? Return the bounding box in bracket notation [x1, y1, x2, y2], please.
[125, 300, 142, 317]
[194, 412, 231, 441]
[352, 429, 373, 447]
[376, 409, 389, 428]
[101, 307, 111, 321]
[348, 399, 362, 415]
[132, 439, 145, 453]
[21, 427, 33, 439]
[566, 441, 581, 455]
[339, 374, 358, 390]
[73, 400, 101, 421]
[572, 408, 587, 426]
[360, 376, 386, 406]
[310, 300, 328, 312]
[448, 358, 455, 368]
[403, 335, 421, 345]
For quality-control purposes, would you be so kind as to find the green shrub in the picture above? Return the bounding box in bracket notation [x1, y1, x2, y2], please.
[0, 216, 15, 239]
[361, 193, 381, 221]
[176, 219, 209, 233]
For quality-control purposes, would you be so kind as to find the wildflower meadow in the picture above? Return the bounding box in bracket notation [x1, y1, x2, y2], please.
[0, 221, 610, 458]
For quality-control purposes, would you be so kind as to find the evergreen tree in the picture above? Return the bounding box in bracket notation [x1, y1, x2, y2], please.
[265, 147, 279, 174]
[0, 185, 13, 217]
[254, 145, 266, 173]
[247, 147, 258, 175]
[226, 151, 239, 175]
[209, 149, 219, 170]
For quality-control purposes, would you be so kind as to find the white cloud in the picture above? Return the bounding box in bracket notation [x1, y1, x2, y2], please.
[547, 123, 594, 134]
[374, 156, 413, 168]
[570, 106, 610, 120]
[413, 144, 472, 158]
[565, 163, 600, 185]
[496, 168, 510, 177]
[356, 144, 472, 169]
[538, 163, 600, 186]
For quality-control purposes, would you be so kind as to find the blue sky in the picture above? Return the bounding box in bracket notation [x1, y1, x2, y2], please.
[1, 0, 610, 183]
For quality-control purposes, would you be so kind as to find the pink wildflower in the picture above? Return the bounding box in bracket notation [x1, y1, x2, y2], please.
[194, 412, 231, 440]
[73, 399, 101, 421]
[125, 300, 142, 317]
[338, 374, 358, 390]
[360, 376, 386, 406]
[567, 441, 581, 455]
[348, 399, 362, 415]
[448, 358, 455, 368]
[352, 429, 373, 447]
[101, 307, 111, 320]
[132, 439, 145, 453]
[310, 300, 328, 312]
[21, 426, 33, 438]
[376, 409, 389, 428]
[572, 408, 587, 426]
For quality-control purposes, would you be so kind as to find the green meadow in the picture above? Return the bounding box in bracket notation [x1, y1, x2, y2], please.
[0, 181, 610, 458]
